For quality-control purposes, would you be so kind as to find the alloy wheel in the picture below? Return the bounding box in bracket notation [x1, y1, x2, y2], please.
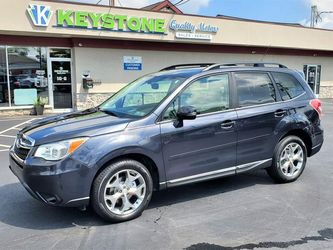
[279, 142, 304, 177]
[103, 169, 146, 215]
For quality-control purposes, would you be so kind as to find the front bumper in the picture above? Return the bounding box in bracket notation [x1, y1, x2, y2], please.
[9, 150, 92, 207]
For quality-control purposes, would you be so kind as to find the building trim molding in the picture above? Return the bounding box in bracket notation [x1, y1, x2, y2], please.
[1, 34, 333, 57]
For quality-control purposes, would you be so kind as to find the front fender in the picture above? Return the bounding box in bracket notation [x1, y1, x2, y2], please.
[72, 125, 165, 185]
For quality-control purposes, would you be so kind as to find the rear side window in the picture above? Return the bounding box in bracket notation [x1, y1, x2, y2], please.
[234, 72, 276, 107]
[272, 72, 305, 100]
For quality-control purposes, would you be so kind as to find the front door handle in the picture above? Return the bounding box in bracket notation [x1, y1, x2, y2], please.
[275, 109, 287, 117]
[221, 120, 235, 129]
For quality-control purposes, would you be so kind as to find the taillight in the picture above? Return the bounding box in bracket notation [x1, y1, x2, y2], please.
[310, 99, 322, 116]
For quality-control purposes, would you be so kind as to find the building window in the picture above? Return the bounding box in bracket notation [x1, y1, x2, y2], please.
[0, 46, 49, 108]
[0, 46, 9, 107]
[8, 47, 49, 106]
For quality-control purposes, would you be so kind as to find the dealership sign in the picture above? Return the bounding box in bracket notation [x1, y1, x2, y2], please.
[27, 4, 166, 34]
[27, 4, 219, 40]
[27, 4, 53, 27]
[169, 20, 219, 41]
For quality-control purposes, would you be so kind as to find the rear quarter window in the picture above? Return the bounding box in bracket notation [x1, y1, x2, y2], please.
[271, 72, 305, 101]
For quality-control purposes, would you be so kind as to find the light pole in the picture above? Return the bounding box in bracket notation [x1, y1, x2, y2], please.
[311, 5, 333, 28]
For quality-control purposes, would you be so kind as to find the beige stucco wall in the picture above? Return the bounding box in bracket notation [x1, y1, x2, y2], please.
[1, 0, 333, 110]
[1, 0, 333, 51]
[73, 47, 333, 109]
[74, 47, 333, 91]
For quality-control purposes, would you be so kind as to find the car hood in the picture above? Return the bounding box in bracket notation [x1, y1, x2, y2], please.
[21, 108, 133, 145]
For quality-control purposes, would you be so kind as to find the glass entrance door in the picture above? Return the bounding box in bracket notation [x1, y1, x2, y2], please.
[304, 65, 321, 96]
[50, 59, 73, 109]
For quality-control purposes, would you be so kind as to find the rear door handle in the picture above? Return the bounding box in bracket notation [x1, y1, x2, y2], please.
[221, 120, 235, 129]
[275, 109, 287, 117]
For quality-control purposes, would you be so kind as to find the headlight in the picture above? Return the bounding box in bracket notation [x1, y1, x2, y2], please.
[34, 138, 88, 161]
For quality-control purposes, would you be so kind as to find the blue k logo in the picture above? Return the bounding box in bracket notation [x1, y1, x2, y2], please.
[27, 4, 52, 27]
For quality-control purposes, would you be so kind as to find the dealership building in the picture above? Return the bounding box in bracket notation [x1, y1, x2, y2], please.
[1, 0, 333, 113]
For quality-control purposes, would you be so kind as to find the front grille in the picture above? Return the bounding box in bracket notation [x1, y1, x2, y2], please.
[13, 134, 34, 161]
[14, 145, 30, 161]
[20, 136, 33, 147]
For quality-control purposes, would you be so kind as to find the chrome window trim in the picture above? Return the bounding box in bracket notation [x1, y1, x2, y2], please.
[235, 92, 306, 111]
[156, 79, 307, 124]
[157, 92, 306, 125]
[156, 108, 235, 125]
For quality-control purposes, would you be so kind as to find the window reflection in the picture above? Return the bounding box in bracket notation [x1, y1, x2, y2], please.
[235, 73, 276, 107]
[7, 47, 49, 106]
[272, 72, 305, 100]
[0, 47, 9, 107]
[163, 74, 230, 120]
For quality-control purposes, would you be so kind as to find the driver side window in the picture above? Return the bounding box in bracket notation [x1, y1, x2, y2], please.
[162, 74, 230, 120]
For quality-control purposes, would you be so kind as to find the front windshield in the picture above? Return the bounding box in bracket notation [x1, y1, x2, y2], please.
[99, 72, 189, 118]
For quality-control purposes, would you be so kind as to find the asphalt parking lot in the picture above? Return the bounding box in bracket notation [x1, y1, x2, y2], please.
[0, 103, 332, 250]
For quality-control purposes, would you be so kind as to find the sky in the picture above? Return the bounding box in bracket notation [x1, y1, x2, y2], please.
[66, 0, 333, 29]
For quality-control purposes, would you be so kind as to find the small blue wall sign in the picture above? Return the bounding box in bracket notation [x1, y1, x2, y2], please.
[124, 56, 142, 71]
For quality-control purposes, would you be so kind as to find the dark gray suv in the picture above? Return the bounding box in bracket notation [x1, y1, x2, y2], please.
[9, 63, 324, 222]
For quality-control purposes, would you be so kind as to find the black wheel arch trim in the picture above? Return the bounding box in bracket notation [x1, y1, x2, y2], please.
[93, 146, 165, 191]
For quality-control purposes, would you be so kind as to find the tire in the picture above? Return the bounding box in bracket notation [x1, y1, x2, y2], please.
[266, 136, 307, 183]
[91, 159, 153, 223]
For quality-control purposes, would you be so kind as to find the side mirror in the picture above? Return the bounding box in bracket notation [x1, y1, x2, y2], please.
[151, 83, 159, 90]
[177, 106, 197, 120]
[173, 106, 197, 128]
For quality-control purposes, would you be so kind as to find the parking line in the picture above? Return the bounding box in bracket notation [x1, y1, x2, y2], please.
[0, 134, 16, 138]
[0, 149, 9, 152]
[0, 144, 10, 148]
[0, 118, 33, 122]
[0, 118, 36, 135]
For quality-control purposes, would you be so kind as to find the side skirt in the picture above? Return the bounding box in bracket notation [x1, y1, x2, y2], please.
[161, 159, 272, 188]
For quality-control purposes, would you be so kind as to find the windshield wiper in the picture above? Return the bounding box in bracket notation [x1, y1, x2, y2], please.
[97, 107, 119, 117]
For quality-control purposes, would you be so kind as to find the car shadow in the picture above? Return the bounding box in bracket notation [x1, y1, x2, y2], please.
[148, 169, 274, 209]
[0, 169, 275, 230]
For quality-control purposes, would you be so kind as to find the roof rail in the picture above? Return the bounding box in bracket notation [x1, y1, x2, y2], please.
[203, 62, 288, 71]
[160, 63, 215, 71]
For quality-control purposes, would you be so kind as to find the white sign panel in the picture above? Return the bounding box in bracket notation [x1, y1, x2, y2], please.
[35, 70, 45, 76]
[170, 20, 218, 41]
[175, 32, 212, 40]
[123, 56, 143, 70]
